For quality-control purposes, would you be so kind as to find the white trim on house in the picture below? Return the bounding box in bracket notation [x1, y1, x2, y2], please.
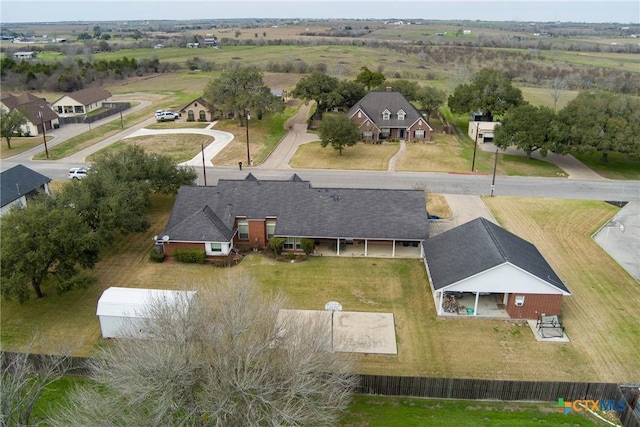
[438, 263, 570, 295]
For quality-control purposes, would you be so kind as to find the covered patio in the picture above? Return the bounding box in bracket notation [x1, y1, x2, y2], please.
[313, 239, 423, 259]
[435, 292, 510, 319]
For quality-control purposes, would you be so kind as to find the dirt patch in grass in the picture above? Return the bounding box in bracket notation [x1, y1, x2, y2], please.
[427, 193, 452, 219]
[396, 134, 468, 172]
[290, 142, 399, 170]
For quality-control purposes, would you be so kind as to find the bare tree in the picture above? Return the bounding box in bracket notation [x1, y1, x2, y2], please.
[549, 76, 568, 111]
[50, 275, 355, 426]
[1, 344, 72, 426]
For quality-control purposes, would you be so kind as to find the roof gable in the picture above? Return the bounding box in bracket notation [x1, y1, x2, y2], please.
[1, 164, 51, 207]
[424, 218, 569, 293]
[347, 91, 428, 129]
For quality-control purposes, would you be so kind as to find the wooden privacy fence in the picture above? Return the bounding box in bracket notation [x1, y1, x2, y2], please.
[2, 352, 638, 427]
[356, 374, 617, 401]
[356, 375, 639, 427]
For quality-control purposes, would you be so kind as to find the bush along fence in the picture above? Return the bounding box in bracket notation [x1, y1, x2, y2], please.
[3, 351, 638, 427]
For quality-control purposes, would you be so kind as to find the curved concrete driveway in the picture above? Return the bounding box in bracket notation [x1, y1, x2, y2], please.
[123, 122, 234, 167]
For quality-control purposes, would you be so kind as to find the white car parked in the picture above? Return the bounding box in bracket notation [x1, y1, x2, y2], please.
[68, 167, 90, 180]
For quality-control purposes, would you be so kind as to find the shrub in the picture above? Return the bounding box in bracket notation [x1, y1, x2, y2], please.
[149, 249, 165, 263]
[300, 238, 315, 255]
[173, 248, 206, 263]
[269, 237, 286, 256]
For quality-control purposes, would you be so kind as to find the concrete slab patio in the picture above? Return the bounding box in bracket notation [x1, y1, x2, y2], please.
[278, 309, 398, 355]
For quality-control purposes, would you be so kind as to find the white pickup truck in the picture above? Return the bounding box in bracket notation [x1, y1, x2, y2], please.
[155, 111, 180, 121]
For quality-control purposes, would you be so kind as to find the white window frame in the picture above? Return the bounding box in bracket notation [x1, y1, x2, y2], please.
[266, 220, 276, 239]
[382, 109, 391, 120]
[515, 295, 525, 306]
[397, 110, 406, 120]
[237, 219, 249, 240]
[210, 242, 222, 252]
[414, 129, 425, 139]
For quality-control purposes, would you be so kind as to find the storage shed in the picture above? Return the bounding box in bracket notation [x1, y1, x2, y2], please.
[96, 287, 198, 338]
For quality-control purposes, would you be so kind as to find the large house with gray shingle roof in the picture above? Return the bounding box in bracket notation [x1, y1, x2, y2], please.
[347, 88, 433, 143]
[51, 87, 111, 117]
[423, 217, 570, 320]
[158, 174, 430, 259]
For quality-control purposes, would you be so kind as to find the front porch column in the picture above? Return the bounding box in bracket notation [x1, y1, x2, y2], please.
[364, 240, 368, 257]
[336, 238, 340, 256]
[473, 292, 480, 316]
[438, 291, 443, 315]
[392, 240, 396, 257]
[420, 242, 424, 258]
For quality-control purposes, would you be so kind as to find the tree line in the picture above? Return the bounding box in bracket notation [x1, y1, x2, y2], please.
[448, 68, 640, 162]
[1, 36, 637, 94]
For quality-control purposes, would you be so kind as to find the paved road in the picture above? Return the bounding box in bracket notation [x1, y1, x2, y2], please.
[2, 104, 638, 279]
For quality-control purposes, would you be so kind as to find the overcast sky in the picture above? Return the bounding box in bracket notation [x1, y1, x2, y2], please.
[1, 1, 638, 24]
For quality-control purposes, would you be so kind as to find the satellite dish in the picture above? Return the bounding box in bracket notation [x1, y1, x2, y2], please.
[324, 301, 342, 312]
[162, 235, 170, 242]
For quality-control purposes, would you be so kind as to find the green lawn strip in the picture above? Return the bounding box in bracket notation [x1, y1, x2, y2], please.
[0, 136, 53, 159]
[145, 121, 211, 130]
[253, 106, 298, 163]
[341, 395, 607, 427]
[27, 377, 608, 426]
[572, 152, 640, 180]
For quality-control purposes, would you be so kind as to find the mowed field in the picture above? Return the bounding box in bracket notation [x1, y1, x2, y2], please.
[2, 193, 636, 383]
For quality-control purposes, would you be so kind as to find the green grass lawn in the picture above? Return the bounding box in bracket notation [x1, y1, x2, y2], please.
[573, 151, 640, 180]
[30, 377, 608, 427]
[341, 395, 608, 426]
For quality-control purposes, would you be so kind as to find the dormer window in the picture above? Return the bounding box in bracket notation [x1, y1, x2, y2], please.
[397, 110, 406, 120]
[382, 109, 391, 120]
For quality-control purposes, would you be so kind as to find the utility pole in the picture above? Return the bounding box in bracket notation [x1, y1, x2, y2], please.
[201, 142, 207, 186]
[245, 111, 251, 165]
[471, 121, 479, 172]
[490, 149, 498, 197]
[37, 109, 49, 159]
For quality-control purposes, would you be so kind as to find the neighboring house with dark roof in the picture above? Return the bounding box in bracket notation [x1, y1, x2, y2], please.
[179, 97, 218, 122]
[158, 174, 429, 259]
[347, 88, 433, 142]
[423, 218, 570, 320]
[51, 87, 111, 117]
[0, 92, 59, 136]
[0, 164, 51, 216]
